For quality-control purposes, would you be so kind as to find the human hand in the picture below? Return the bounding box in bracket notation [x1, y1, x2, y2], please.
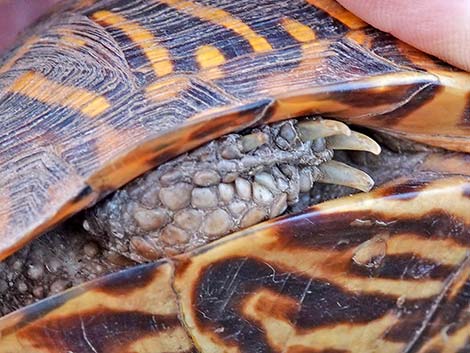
[337, 0, 470, 71]
[0, 0, 60, 54]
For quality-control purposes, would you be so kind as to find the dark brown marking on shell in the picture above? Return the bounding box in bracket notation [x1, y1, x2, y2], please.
[384, 311, 431, 343]
[349, 254, 455, 281]
[3, 289, 77, 337]
[172, 256, 194, 278]
[409, 260, 470, 351]
[71, 185, 94, 204]
[186, 348, 201, 353]
[280, 209, 470, 250]
[94, 262, 161, 296]
[19, 309, 180, 352]
[378, 175, 438, 201]
[189, 99, 275, 142]
[380, 84, 443, 123]
[190, 257, 430, 352]
[334, 82, 429, 109]
[146, 99, 275, 168]
[438, 274, 470, 326]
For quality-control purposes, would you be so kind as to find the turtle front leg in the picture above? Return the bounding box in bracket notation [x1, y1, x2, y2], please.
[84, 117, 378, 262]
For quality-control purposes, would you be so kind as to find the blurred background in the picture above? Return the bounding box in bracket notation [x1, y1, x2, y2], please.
[0, 0, 61, 54]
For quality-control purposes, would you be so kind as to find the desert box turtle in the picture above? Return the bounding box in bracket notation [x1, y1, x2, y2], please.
[0, 0, 469, 352]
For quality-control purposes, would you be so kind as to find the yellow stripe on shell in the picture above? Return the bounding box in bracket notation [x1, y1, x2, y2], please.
[8, 71, 110, 118]
[92, 10, 173, 77]
[145, 76, 192, 102]
[386, 234, 469, 267]
[56, 29, 88, 48]
[196, 45, 226, 69]
[306, 0, 367, 29]
[158, 0, 272, 53]
[281, 17, 316, 43]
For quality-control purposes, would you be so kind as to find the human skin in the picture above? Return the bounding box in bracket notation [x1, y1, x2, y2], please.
[0, 0, 61, 53]
[337, 0, 470, 71]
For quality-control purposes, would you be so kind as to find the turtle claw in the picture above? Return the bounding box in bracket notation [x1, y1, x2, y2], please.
[297, 119, 351, 142]
[326, 131, 381, 155]
[318, 160, 375, 192]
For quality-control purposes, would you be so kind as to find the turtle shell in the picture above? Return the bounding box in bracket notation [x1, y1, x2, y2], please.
[0, 0, 470, 261]
[1, 171, 470, 352]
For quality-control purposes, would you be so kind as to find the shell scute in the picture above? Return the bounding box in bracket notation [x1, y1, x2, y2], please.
[173, 173, 470, 353]
[0, 261, 196, 353]
[1, 172, 469, 352]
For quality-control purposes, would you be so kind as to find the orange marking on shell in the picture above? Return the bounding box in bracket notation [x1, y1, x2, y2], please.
[306, 0, 367, 29]
[125, 327, 194, 353]
[57, 29, 88, 48]
[280, 18, 316, 43]
[346, 29, 374, 49]
[92, 10, 173, 77]
[159, 0, 272, 53]
[145, 75, 191, 102]
[196, 45, 226, 69]
[8, 71, 110, 117]
[72, 0, 96, 10]
[61, 35, 87, 47]
[0, 35, 39, 76]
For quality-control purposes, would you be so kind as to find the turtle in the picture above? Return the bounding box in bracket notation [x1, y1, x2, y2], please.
[0, 0, 469, 352]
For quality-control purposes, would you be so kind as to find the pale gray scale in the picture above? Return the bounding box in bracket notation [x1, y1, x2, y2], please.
[84, 118, 334, 262]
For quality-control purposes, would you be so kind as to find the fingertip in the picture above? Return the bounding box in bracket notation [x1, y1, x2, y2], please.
[0, 0, 62, 54]
[337, 0, 470, 71]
